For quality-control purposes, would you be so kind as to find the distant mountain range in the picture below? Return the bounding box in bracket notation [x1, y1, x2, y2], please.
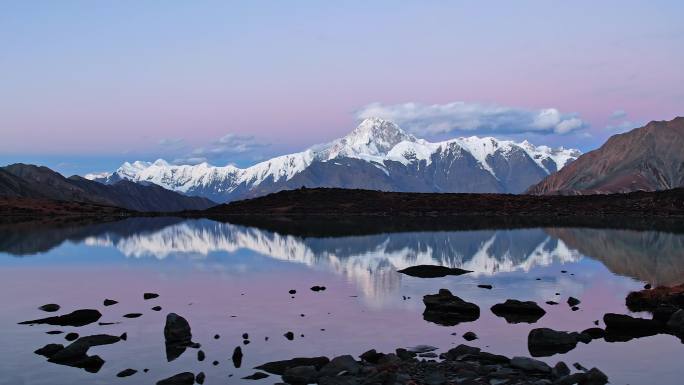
[0, 164, 215, 212]
[87, 117, 580, 202]
[529, 117, 684, 194]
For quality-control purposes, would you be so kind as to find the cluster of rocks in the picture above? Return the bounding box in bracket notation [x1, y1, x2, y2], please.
[256, 344, 608, 385]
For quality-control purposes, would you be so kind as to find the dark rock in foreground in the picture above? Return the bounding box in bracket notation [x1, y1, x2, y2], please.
[156, 372, 195, 385]
[491, 299, 546, 324]
[255, 357, 330, 375]
[398, 265, 472, 278]
[422, 289, 480, 326]
[528, 328, 591, 357]
[20, 309, 102, 327]
[34, 334, 123, 373]
[260, 345, 608, 385]
[163, 313, 198, 362]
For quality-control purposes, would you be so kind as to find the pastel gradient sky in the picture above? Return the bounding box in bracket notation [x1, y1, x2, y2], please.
[1, 1, 683, 175]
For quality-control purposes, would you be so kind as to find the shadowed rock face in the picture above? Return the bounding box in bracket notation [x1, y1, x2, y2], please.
[529, 117, 684, 194]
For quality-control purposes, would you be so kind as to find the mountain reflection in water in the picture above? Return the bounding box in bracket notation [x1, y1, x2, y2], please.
[3, 218, 682, 297]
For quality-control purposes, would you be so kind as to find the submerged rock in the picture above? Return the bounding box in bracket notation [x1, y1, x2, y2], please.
[19, 309, 102, 327]
[123, 313, 142, 318]
[603, 313, 664, 341]
[477, 284, 493, 289]
[398, 265, 471, 278]
[256, 357, 330, 375]
[39, 304, 60, 312]
[528, 328, 586, 357]
[156, 372, 194, 385]
[422, 289, 480, 326]
[491, 299, 546, 324]
[34, 334, 122, 373]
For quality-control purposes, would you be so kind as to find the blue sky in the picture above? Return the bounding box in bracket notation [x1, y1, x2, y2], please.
[1, 1, 683, 175]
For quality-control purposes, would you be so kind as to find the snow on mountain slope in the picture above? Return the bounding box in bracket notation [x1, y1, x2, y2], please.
[87, 117, 581, 201]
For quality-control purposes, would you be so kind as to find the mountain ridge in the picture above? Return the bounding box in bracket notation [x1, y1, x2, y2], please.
[88, 118, 580, 201]
[0, 163, 216, 212]
[528, 116, 684, 194]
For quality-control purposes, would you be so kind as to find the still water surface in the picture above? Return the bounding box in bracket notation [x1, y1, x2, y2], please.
[1, 218, 683, 384]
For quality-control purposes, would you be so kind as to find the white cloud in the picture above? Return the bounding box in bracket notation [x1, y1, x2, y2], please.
[356, 102, 587, 136]
[609, 110, 627, 120]
[173, 134, 270, 165]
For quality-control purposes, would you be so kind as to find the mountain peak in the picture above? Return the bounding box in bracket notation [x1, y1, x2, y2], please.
[339, 118, 415, 155]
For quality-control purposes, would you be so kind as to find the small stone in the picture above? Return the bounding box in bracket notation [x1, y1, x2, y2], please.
[39, 304, 60, 312]
[311, 285, 326, 292]
[284, 331, 294, 340]
[463, 331, 478, 341]
[120, 333, 127, 341]
[644, 283, 652, 289]
[143, 293, 159, 300]
[196, 372, 205, 384]
[232, 346, 243, 368]
[46, 330, 63, 335]
[214, 334, 220, 339]
[197, 350, 205, 361]
[477, 284, 493, 289]
[289, 289, 297, 294]
[117, 368, 137, 377]
[123, 313, 142, 318]
[151, 306, 162, 311]
[65, 332, 79, 341]
[212, 361, 219, 366]
[546, 301, 559, 305]
[567, 297, 581, 307]
[571, 306, 579, 311]
[103, 299, 118, 306]
[552, 361, 570, 378]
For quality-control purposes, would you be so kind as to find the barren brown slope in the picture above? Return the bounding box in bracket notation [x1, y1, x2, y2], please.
[528, 116, 684, 194]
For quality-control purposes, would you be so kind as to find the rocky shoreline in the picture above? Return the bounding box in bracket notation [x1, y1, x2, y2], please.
[253, 344, 608, 385]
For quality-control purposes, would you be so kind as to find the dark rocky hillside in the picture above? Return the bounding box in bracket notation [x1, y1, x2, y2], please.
[0, 164, 215, 212]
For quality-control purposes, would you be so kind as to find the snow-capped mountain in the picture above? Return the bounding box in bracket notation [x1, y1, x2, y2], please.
[87, 117, 581, 202]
